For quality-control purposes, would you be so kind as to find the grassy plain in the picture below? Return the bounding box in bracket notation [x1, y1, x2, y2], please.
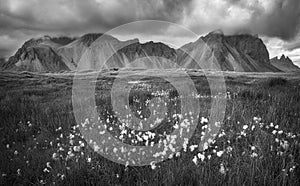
[0, 70, 300, 185]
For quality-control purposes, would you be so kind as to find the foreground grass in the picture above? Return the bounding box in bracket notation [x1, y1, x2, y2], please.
[0, 72, 300, 185]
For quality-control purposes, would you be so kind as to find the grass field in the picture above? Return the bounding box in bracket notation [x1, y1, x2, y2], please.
[0, 70, 300, 185]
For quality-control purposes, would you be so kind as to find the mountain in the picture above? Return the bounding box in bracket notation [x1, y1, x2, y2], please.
[74, 34, 127, 70]
[2, 31, 285, 72]
[3, 36, 74, 72]
[56, 33, 103, 70]
[177, 31, 280, 72]
[0, 57, 6, 70]
[105, 40, 178, 69]
[270, 55, 300, 72]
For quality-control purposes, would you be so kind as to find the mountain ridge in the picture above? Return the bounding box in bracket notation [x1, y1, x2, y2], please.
[270, 54, 300, 72]
[1, 31, 296, 73]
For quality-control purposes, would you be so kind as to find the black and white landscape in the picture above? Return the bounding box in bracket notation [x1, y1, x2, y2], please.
[0, 0, 300, 185]
[1, 31, 300, 72]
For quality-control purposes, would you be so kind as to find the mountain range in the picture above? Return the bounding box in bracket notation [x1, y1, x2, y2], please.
[270, 55, 300, 72]
[0, 31, 299, 73]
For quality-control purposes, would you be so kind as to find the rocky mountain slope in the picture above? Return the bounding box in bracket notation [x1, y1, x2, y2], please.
[270, 55, 300, 72]
[0, 58, 6, 70]
[177, 31, 280, 72]
[56, 33, 103, 70]
[103, 40, 178, 69]
[2, 36, 74, 72]
[1, 31, 292, 72]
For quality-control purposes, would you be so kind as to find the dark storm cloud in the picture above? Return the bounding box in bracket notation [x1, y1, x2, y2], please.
[0, 0, 194, 57]
[0, 0, 193, 34]
[137, 0, 193, 22]
[188, 0, 300, 41]
[250, 0, 300, 41]
[0, 0, 299, 40]
[0, 0, 300, 58]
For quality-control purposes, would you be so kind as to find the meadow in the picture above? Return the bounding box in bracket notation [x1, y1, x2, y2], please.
[0, 70, 300, 185]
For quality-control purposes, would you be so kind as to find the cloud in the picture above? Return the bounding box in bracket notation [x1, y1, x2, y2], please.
[0, 0, 299, 58]
[282, 35, 300, 51]
[0, 34, 22, 57]
[250, 0, 300, 40]
[0, 0, 194, 57]
[0, 0, 193, 34]
[263, 36, 300, 67]
[184, 0, 300, 40]
[136, 0, 193, 22]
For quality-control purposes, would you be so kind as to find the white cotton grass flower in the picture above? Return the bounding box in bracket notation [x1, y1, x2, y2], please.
[52, 153, 58, 160]
[253, 117, 261, 122]
[280, 140, 289, 149]
[202, 142, 209, 150]
[197, 153, 205, 161]
[226, 146, 233, 153]
[192, 156, 198, 165]
[125, 161, 129, 167]
[73, 146, 80, 152]
[87, 157, 91, 163]
[200, 117, 208, 124]
[17, 169, 21, 176]
[241, 131, 246, 136]
[46, 162, 51, 168]
[219, 163, 226, 175]
[250, 152, 258, 158]
[216, 151, 224, 157]
[218, 131, 225, 137]
[60, 174, 66, 180]
[150, 161, 157, 170]
[289, 165, 296, 172]
[189, 145, 198, 152]
[277, 151, 284, 156]
[182, 138, 189, 152]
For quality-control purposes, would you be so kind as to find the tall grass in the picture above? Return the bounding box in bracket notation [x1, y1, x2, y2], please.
[0, 74, 299, 185]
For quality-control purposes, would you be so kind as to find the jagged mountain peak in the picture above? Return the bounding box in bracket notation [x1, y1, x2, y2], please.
[2, 35, 73, 72]
[271, 54, 300, 72]
[23, 35, 75, 47]
[79, 33, 103, 47]
[116, 40, 177, 61]
[179, 31, 279, 72]
[279, 54, 292, 62]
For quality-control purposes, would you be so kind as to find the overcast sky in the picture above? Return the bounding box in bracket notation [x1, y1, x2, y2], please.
[0, 0, 299, 66]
